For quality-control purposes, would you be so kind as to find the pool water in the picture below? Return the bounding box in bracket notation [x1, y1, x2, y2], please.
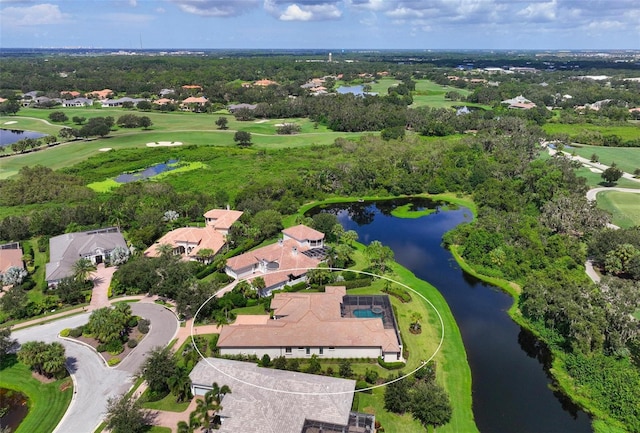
[353, 309, 383, 319]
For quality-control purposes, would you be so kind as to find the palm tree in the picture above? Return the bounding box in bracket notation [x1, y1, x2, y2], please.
[168, 366, 192, 402]
[177, 412, 201, 433]
[342, 230, 358, 247]
[73, 257, 96, 282]
[155, 243, 174, 258]
[194, 382, 231, 430]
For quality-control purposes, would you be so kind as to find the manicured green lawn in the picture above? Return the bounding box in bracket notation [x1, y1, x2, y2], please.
[140, 389, 191, 413]
[596, 191, 640, 228]
[544, 123, 640, 142]
[232, 304, 269, 315]
[567, 143, 640, 175]
[0, 110, 365, 179]
[575, 167, 640, 190]
[0, 356, 73, 433]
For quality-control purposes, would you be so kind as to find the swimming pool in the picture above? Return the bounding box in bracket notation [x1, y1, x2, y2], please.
[353, 308, 383, 319]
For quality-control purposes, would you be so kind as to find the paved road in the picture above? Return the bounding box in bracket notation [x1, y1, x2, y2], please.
[585, 187, 640, 201]
[12, 303, 178, 433]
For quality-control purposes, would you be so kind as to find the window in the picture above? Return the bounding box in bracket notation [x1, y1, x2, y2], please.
[285, 347, 292, 354]
[306, 347, 310, 355]
[319, 347, 324, 355]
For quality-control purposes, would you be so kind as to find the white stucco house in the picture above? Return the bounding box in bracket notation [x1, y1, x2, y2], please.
[217, 286, 403, 363]
[224, 224, 326, 295]
[143, 209, 243, 261]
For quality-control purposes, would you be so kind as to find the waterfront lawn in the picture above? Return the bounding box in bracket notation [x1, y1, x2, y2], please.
[597, 191, 640, 228]
[0, 355, 73, 433]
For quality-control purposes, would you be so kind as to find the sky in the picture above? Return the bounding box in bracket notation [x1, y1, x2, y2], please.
[1, 0, 639, 50]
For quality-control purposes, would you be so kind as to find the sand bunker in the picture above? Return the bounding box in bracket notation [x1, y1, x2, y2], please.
[99, 148, 112, 152]
[146, 141, 183, 147]
[254, 119, 269, 123]
[3, 121, 17, 125]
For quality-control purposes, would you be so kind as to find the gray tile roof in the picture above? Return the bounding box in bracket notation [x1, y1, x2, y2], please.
[46, 227, 126, 282]
[190, 358, 355, 433]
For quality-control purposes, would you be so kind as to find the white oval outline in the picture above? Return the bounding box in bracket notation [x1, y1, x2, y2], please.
[190, 267, 445, 396]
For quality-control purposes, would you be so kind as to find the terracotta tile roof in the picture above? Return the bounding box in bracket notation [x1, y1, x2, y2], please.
[86, 89, 113, 99]
[154, 98, 174, 105]
[226, 239, 320, 273]
[282, 225, 324, 242]
[181, 96, 207, 104]
[217, 288, 400, 353]
[61, 91, 80, 97]
[181, 85, 202, 90]
[143, 226, 225, 258]
[253, 79, 278, 86]
[203, 209, 243, 230]
[0, 246, 23, 274]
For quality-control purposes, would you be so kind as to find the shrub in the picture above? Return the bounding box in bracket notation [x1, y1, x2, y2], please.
[59, 328, 71, 337]
[364, 368, 379, 384]
[107, 358, 121, 366]
[127, 316, 139, 328]
[69, 326, 84, 338]
[356, 380, 372, 393]
[342, 271, 357, 281]
[127, 338, 138, 349]
[137, 319, 150, 334]
[260, 354, 271, 367]
[98, 339, 124, 354]
[273, 356, 287, 370]
[378, 356, 406, 370]
[327, 277, 372, 290]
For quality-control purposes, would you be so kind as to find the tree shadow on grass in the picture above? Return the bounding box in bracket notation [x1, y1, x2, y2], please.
[0, 354, 18, 371]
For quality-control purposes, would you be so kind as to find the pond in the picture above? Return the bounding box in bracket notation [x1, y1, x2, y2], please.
[336, 85, 378, 96]
[309, 198, 592, 433]
[115, 159, 179, 183]
[0, 129, 46, 148]
[0, 387, 29, 432]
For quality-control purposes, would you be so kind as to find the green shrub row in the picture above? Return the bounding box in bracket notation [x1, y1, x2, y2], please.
[377, 356, 406, 370]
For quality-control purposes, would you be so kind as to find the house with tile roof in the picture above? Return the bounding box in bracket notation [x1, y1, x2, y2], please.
[217, 286, 403, 362]
[0, 242, 24, 279]
[61, 98, 93, 107]
[189, 358, 375, 433]
[45, 227, 126, 285]
[180, 96, 208, 111]
[144, 209, 242, 261]
[224, 225, 325, 294]
[501, 95, 536, 110]
[86, 89, 113, 100]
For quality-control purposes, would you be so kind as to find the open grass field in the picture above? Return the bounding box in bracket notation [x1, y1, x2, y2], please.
[597, 191, 640, 228]
[0, 109, 366, 179]
[575, 166, 640, 189]
[544, 122, 640, 142]
[0, 356, 73, 433]
[568, 144, 640, 175]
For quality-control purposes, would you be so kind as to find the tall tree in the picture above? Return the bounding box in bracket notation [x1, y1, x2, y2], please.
[0, 327, 18, 362]
[105, 393, 151, 433]
[140, 346, 176, 393]
[215, 116, 228, 130]
[410, 381, 452, 430]
[233, 131, 252, 147]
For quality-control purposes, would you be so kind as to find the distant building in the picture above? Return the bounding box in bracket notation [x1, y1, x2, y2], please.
[501, 95, 536, 110]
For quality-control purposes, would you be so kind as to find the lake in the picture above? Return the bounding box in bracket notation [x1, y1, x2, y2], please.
[309, 198, 592, 433]
[115, 159, 179, 183]
[336, 85, 378, 96]
[0, 128, 46, 148]
[0, 387, 29, 431]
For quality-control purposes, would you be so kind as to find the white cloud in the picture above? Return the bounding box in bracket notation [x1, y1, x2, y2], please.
[169, 0, 260, 17]
[267, 1, 342, 21]
[1, 3, 69, 26]
[129, 0, 137, 6]
[517, 0, 557, 21]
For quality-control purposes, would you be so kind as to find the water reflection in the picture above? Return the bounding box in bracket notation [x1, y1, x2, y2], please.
[309, 199, 592, 433]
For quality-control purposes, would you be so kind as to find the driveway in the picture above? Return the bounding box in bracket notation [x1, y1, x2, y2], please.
[12, 303, 178, 433]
